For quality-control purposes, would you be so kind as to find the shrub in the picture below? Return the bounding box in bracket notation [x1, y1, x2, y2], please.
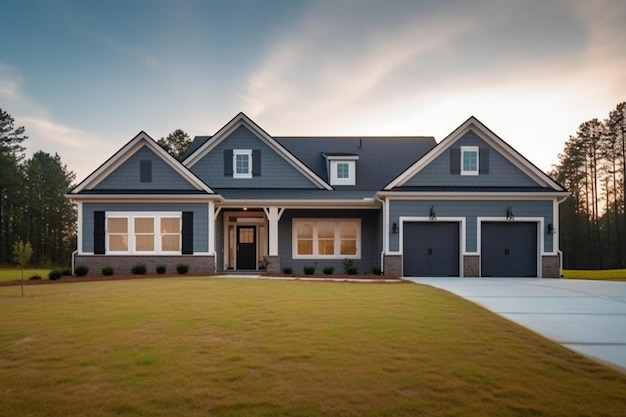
[75, 264, 89, 277]
[372, 266, 382, 275]
[29, 275, 42, 280]
[48, 269, 63, 280]
[131, 264, 147, 275]
[346, 266, 358, 275]
[323, 267, 334, 275]
[62, 267, 72, 276]
[156, 264, 167, 274]
[282, 267, 293, 275]
[303, 266, 315, 275]
[102, 266, 114, 276]
[176, 263, 189, 274]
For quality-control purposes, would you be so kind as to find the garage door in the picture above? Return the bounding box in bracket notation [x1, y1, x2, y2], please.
[481, 222, 537, 277]
[403, 222, 459, 277]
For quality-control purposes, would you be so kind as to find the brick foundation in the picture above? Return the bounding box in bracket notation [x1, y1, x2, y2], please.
[74, 255, 215, 276]
[383, 254, 402, 277]
[463, 255, 479, 277]
[542, 255, 561, 278]
[264, 255, 281, 274]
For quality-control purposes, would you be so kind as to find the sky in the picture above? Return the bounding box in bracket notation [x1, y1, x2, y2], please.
[1, 0, 625, 181]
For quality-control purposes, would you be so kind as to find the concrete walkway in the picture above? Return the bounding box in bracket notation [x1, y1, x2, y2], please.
[405, 278, 626, 372]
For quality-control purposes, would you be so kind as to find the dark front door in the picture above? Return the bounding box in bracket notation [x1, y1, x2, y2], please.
[236, 226, 257, 270]
[403, 222, 460, 277]
[481, 222, 537, 277]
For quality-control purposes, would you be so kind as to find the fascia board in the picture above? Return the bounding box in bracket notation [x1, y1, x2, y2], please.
[65, 194, 223, 202]
[376, 191, 570, 200]
[183, 113, 333, 190]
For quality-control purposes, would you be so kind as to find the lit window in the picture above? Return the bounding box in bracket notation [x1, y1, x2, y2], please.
[233, 150, 252, 178]
[105, 213, 181, 254]
[107, 218, 128, 252]
[293, 219, 360, 258]
[134, 217, 155, 252]
[461, 146, 479, 175]
[160, 217, 181, 252]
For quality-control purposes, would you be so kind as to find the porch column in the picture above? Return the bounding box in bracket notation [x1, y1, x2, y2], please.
[263, 207, 285, 274]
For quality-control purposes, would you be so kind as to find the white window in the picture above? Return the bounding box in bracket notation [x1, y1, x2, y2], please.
[106, 212, 181, 254]
[330, 160, 356, 185]
[461, 146, 479, 176]
[293, 219, 360, 258]
[233, 149, 252, 178]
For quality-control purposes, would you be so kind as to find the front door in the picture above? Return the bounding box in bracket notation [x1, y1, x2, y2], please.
[236, 226, 257, 270]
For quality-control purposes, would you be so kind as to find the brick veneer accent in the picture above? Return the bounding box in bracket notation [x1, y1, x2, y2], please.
[264, 256, 281, 274]
[542, 255, 561, 278]
[75, 255, 215, 276]
[383, 254, 402, 277]
[463, 255, 479, 277]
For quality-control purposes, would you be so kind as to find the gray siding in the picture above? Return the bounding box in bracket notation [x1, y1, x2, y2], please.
[278, 209, 382, 274]
[388, 199, 554, 253]
[404, 131, 538, 187]
[190, 125, 318, 189]
[82, 203, 209, 253]
[94, 146, 197, 191]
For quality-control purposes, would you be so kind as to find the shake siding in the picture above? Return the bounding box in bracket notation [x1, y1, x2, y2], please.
[94, 146, 197, 190]
[404, 131, 538, 187]
[388, 200, 554, 253]
[277, 209, 382, 273]
[190, 125, 318, 188]
[82, 203, 209, 253]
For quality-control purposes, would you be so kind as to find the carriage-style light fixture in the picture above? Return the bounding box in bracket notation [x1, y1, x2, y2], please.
[429, 206, 437, 221]
[547, 223, 555, 234]
[506, 206, 514, 221]
[392, 222, 399, 234]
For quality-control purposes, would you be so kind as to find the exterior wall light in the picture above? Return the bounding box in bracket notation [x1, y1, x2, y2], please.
[547, 223, 555, 234]
[506, 206, 514, 221]
[429, 206, 437, 221]
[392, 222, 399, 234]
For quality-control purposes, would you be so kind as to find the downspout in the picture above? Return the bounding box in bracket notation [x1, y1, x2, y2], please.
[71, 250, 78, 275]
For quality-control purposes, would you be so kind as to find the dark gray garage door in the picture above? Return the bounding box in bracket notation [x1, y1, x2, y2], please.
[403, 222, 459, 277]
[481, 222, 537, 277]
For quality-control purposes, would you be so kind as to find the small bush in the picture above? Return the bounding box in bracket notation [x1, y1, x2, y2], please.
[29, 275, 42, 280]
[323, 267, 334, 275]
[372, 266, 382, 275]
[282, 267, 293, 275]
[62, 267, 72, 276]
[75, 264, 89, 277]
[303, 266, 315, 275]
[156, 264, 167, 274]
[176, 263, 189, 274]
[48, 269, 63, 280]
[131, 264, 147, 275]
[102, 266, 114, 276]
[346, 266, 358, 275]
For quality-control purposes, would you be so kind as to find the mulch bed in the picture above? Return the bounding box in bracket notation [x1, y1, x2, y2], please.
[0, 273, 404, 287]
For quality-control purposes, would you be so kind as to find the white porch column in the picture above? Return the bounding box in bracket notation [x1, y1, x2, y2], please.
[263, 207, 285, 256]
[208, 201, 216, 255]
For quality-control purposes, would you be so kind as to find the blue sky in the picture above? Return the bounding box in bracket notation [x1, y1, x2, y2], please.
[2, 0, 625, 181]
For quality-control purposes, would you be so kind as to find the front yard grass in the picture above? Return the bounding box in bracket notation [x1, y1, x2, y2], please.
[1, 278, 625, 416]
[0, 267, 51, 283]
[563, 268, 626, 280]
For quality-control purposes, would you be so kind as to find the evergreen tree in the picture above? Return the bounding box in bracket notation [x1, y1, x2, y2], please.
[157, 129, 192, 161]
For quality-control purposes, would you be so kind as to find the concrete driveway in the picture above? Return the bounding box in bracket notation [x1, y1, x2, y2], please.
[405, 278, 626, 372]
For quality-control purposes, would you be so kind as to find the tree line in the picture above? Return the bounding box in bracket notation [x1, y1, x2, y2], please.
[550, 102, 626, 269]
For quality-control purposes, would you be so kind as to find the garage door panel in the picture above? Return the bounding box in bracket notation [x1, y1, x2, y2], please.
[481, 222, 537, 277]
[403, 222, 459, 277]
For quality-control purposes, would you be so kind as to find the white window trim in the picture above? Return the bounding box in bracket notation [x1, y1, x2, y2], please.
[330, 160, 356, 185]
[461, 146, 479, 176]
[105, 212, 182, 255]
[292, 219, 361, 259]
[233, 149, 253, 179]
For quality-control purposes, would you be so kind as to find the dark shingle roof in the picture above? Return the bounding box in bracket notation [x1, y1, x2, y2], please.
[275, 137, 436, 191]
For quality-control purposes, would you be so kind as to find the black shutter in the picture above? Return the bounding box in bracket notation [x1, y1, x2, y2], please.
[182, 211, 194, 254]
[224, 150, 233, 176]
[450, 148, 461, 174]
[252, 150, 261, 176]
[140, 160, 152, 182]
[94, 211, 106, 254]
[479, 149, 490, 174]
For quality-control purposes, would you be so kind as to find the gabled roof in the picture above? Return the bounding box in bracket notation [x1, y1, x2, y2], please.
[183, 113, 333, 190]
[384, 116, 565, 191]
[276, 136, 436, 191]
[69, 131, 215, 195]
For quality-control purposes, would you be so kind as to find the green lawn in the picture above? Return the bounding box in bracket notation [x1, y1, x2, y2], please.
[1, 278, 625, 417]
[563, 269, 626, 280]
[0, 267, 51, 283]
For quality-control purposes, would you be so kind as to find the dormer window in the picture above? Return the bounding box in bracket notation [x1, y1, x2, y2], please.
[324, 153, 359, 186]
